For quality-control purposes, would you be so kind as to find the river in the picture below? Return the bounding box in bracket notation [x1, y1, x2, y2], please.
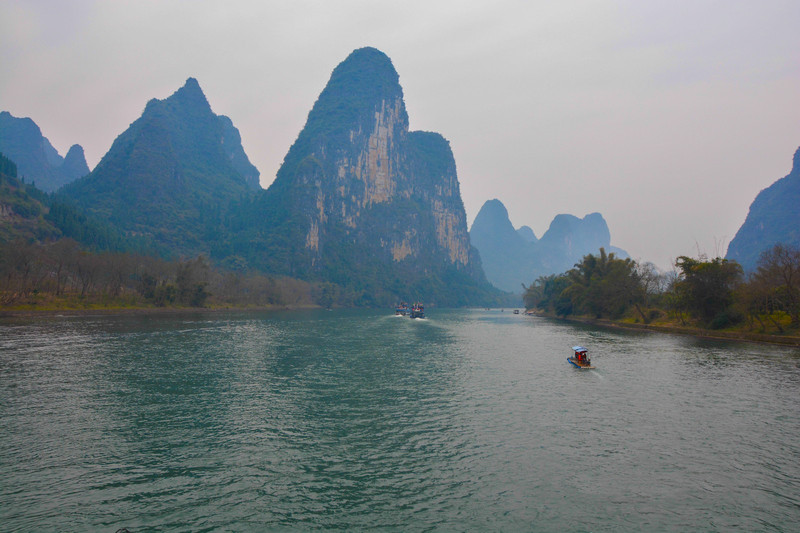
[1, 309, 798, 531]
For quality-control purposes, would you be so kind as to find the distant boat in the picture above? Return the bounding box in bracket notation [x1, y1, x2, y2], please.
[410, 303, 425, 319]
[567, 346, 595, 369]
[513, 309, 520, 314]
[395, 302, 409, 316]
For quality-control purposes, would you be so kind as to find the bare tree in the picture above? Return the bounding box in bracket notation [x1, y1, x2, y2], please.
[47, 239, 80, 296]
[752, 244, 800, 326]
[74, 251, 101, 297]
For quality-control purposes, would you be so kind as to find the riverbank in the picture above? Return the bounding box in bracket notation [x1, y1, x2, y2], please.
[528, 311, 800, 347]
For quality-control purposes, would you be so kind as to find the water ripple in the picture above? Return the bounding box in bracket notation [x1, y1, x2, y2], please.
[1, 310, 799, 531]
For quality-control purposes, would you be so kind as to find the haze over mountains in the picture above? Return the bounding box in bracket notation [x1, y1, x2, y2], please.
[1, 46, 797, 304]
[0, 111, 89, 192]
[469, 199, 628, 293]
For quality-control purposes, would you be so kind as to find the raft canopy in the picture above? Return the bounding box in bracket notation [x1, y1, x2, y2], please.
[572, 346, 588, 353]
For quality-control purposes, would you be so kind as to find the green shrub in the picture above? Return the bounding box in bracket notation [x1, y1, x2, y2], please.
[710, 308, 745, 329]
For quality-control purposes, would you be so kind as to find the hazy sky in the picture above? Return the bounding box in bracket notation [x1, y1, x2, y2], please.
[2, 0, 798, 270]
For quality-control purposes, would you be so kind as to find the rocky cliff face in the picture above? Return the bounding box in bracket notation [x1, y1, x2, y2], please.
[727, 146, 800, 271]
[251, 47, 492, 304]
[61, 78, 258, 254]
[470, 198, 627, 292]
[0, 111, 89, 192]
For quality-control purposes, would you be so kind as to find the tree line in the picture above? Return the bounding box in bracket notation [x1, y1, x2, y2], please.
[523, 244, 800, 333]
[0, 238, 338, 309]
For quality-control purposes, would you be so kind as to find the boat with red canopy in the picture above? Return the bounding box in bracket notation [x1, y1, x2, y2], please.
[568, 346, 595, 369]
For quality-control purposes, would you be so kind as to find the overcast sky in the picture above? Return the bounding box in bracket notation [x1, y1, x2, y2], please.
[2, 0, 798, 270]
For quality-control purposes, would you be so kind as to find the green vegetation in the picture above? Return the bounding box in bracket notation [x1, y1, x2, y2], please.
[524, 245, 800, 339]
[1, 151, 322, 311]
[0, 152, 49, 240]
[0, 152, 148, 252]
[673, 255, 743, 327]
[0, 151, 17, 177]
[60, 79, 253, 257]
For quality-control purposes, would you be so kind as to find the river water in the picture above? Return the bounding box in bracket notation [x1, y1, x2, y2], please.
[1, 309, 798, 532]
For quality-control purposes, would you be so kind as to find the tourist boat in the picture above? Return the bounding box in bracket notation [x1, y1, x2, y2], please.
[410, 303, 425, 319]
[567, 346, 594, 369]
[395, 302, 409, 316]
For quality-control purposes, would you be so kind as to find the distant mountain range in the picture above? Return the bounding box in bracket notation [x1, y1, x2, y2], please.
[0, 111, 89, 192]
[10, 48, 499, 306]
[727, 146, 800, 271]
[469, 199, 628, 293]
[3, 48, 794, 303]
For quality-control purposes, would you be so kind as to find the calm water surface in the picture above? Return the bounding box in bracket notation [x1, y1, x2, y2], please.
[1, 309, 799, 531]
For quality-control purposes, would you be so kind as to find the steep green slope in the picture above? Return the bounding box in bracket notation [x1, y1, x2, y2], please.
[0, 152, 129, 250]
[61, 78, 257, 256]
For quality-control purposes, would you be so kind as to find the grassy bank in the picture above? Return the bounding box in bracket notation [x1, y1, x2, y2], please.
[528, 311, 800, 347]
